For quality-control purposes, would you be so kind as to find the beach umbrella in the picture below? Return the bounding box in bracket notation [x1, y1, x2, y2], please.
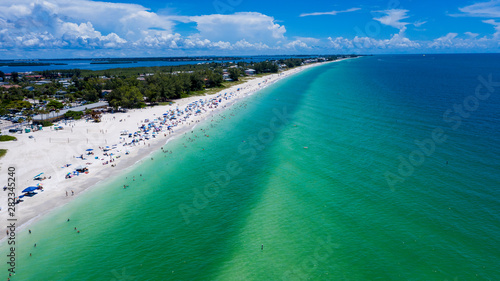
[22, 186, 38, 193]
[86, 149, 93, 151]
[33, 172, 44, 178]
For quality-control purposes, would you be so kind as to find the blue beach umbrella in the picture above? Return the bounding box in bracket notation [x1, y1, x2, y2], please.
[86, 149, 93, 151]
[22, 186, 38, 193]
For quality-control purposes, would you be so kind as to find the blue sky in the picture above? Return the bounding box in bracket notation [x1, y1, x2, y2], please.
[0, 0, 499, 58]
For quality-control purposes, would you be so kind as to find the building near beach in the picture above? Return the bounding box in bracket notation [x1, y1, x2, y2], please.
[33, 101, 109, 123]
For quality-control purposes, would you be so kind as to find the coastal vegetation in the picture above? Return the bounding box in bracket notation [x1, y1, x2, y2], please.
[0, 135, 16, 141]
[0, 56, 353, 124]
[63, 110, 84, 120]
[0, 149, 6, 158]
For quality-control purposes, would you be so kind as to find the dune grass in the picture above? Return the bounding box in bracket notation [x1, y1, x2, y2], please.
[0, 135, 17, 142]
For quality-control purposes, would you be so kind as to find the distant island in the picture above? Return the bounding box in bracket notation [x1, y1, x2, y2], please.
[38, 56, 247, 62]
[90, 61, 136, 65]
[0, 62, 68, 67]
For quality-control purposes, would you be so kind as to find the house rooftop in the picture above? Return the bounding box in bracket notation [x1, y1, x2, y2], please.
[33, 101, 109, 121]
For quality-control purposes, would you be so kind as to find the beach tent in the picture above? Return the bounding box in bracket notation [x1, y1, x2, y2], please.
[22, 186, 38, 193]
[75, 165, 87, 172]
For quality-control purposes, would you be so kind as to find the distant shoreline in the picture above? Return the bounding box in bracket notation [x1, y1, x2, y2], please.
[0, 55, 353, 73]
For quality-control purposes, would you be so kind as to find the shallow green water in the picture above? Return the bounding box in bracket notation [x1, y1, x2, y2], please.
[2, 55, 499, 280]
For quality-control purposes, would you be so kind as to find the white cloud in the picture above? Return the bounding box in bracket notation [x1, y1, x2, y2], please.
[429, 33, 458, 48]
[0, 0, 499, 57]
[413, 20, 427, 27]
[284, 40, 311, 49]
[293, 36, 320, 44]
[136, 33, 181, 48]
[233, 39, 270, 50]
[0, 0, 131, 50]
[427, 32, 500, 50]
[465, 32, 479, 38]
[189, 12, 286, 45]
[483, 19, 500, 38]
[373, 9, 410, 31]
[0, 1, 286, 54]
[454, 0, 500, 18]
[300, 8, 360, 17]
[327, 37, 354, 49]
[59, 22, 102, 40]
[327, 31, 420, 51]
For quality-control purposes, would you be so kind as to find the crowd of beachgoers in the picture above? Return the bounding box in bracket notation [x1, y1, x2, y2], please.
[0, 61, 336, 239]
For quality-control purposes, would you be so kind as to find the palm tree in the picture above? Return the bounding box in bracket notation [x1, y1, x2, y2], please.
[26, 115, 33, 127]
[40, 108, 49, 122]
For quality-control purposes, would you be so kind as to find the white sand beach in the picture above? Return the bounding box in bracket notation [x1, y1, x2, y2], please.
[0, 60, 338, 239]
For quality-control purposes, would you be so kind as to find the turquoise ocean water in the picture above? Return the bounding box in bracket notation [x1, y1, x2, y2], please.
[2, 54, 499, 280]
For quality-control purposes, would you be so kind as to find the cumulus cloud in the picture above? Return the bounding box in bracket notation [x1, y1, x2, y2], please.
[428, 33, 458, 48]
[327, 37, 354, 49]
[284, 40, 311, 49]
[1, 0, 500, 57]
[0, 0, 129, 50]
[327, 32, 420, 51]
[0, 1, 288, 55]
[427, 32, 500, 50]
[300, 7, 360, 17]
[189, 12, 285, 45]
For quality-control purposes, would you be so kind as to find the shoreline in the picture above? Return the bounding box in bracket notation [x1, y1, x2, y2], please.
[0, 59, 346, 240]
